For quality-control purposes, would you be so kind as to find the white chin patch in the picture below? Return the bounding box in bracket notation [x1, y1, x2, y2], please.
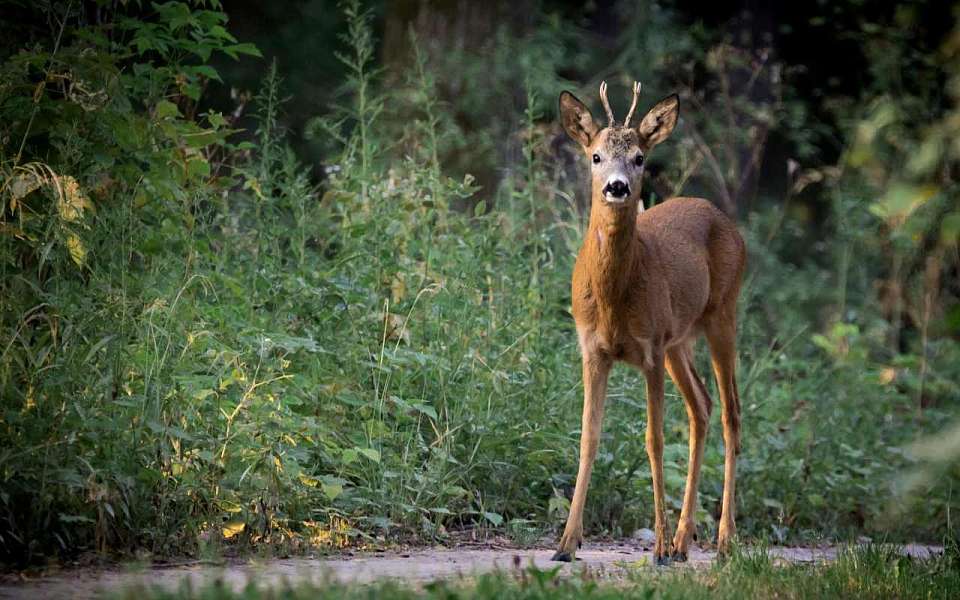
[603, 193, 627, 205]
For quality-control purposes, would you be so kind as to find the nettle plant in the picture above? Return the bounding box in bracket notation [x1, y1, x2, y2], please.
[0, 0, 260, 560]
[1, 1, 259, 274]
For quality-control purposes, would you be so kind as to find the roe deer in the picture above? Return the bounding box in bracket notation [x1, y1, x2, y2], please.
[552, 81, 746, 565]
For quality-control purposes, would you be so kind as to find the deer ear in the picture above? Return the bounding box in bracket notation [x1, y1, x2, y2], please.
[636, 94, 679, 148]
[559, 91, 600, 148]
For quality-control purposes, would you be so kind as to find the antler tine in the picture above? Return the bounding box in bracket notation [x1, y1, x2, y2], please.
[598, 81, 616, 126]
[623, 81, 642, 127]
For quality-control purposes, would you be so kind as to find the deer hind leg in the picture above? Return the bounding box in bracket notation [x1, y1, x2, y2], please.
[665, 342, 712, 562]
[705, 312, 741, 556]
[552, 351, 611, 562]
[643, 350, 673, 566]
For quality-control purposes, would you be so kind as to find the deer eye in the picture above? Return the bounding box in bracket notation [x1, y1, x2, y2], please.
[635, 154, 644, 167]
[592, 154, 601, 164]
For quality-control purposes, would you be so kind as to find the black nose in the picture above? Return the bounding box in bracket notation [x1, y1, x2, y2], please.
[604, 180, 630, 198]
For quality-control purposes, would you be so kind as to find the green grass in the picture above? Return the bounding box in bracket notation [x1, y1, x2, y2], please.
[111, 546, 960, 600]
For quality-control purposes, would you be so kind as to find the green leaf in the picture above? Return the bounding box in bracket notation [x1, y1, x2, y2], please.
[410, 402, 438, 421]
[182, 82, 202, 101]
[156, 100, 180, 119]
[358, 447, 381, 463]
[941, 212, 960, 245]
[133, 35, 155, 54]
[322, 482, 343, 501]
[482, 512, 504, 527]
[59, 514, 96, 524]
[192, 65, 222, 82]
[762, 498, 784, 510]
[224, 42, 262, 59]
[208, 111, 227, 128]
[209, 25, 237, 42]
[83, 335, 115, 364]
[186, 157, 210, 179]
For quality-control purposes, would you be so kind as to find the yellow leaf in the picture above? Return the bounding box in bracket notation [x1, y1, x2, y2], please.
[222, 521, 245, 539]
[391, 275, 406, 303]
[66, 234, 86, 267]
[244, 177, 265, 201]
[298, 473, 319, 488]
[879, 367, 897, 385]
[23, 385, 36, 412]
[9, 173, 43, 201]
[220, 501, 243, 514]
[871, 183, 938, 227]
[58, 176, 92, 222]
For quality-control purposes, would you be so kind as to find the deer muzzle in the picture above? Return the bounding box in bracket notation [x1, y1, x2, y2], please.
[602, 176, 631, 204]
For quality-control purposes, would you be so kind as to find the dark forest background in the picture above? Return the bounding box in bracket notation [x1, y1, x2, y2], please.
[1, 0, 958, 565]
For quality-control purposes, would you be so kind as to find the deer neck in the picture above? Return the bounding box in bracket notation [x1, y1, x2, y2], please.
[584, 196, 641, 303]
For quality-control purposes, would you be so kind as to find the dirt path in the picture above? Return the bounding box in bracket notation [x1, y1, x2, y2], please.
[0, 543, 942, 599]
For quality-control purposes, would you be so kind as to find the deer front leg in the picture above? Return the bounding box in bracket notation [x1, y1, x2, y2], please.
[644, 352, 673, 566]
[552, 351, 611, 562]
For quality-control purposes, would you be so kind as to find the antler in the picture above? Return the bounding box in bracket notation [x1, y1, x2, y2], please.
[623, 81, 642, 127]
[598, 81, 616, 126]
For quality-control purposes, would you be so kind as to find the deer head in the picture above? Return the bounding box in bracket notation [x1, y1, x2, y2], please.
[559, 81, 679, 210]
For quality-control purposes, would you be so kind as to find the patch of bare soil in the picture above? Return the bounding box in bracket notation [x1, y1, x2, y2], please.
[0, 542, 942, 599]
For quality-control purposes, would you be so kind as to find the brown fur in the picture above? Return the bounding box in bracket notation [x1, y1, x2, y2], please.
[573, 197, 744, 366]
[553, 84, 746, 565]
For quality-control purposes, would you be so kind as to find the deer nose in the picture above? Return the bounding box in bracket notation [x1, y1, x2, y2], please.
[603, 178, 630, 199]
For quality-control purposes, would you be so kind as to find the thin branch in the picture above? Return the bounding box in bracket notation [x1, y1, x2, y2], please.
[15, 1, 74, 167]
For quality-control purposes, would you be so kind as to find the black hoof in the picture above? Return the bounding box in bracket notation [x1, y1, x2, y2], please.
[655, 554, 672, 567]
[551, 550, 573, 562]
[671, 550, 688, 562]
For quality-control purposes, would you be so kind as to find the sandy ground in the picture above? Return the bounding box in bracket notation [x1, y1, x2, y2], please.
[0, 542, 942, 599]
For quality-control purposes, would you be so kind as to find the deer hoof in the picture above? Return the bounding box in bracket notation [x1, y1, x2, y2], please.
[671, 550, 688, 562]
[655, 554, 673, 567]
[551, 550, 573, 562]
